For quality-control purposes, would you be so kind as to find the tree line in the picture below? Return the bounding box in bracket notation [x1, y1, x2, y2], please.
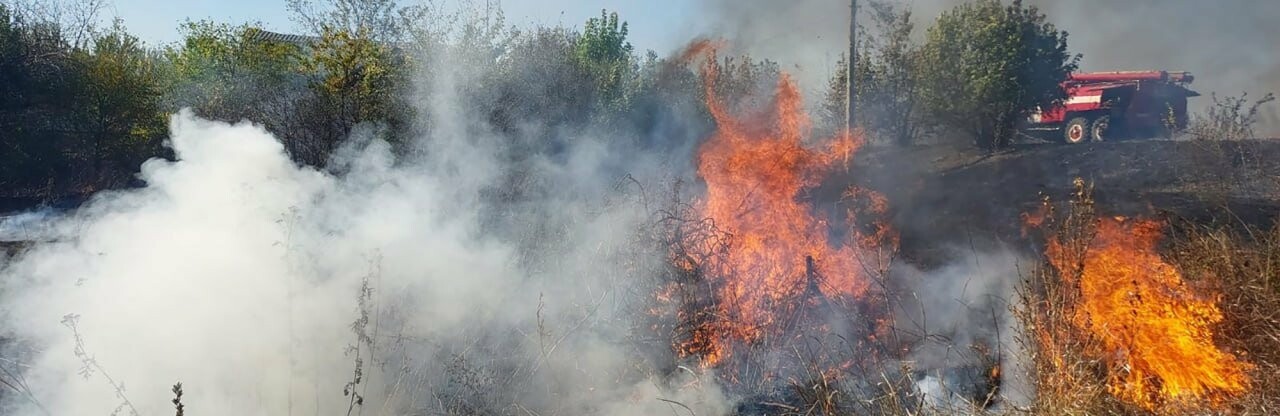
[0, 0, 1078, 207]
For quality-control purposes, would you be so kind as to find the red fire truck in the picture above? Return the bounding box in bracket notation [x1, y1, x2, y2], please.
[1026, 71, 1200, 143]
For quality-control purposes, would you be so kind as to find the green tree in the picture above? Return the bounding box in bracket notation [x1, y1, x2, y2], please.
[575, 9, 636, 116]
[918, 0, 1078, 150]
[0, 4, 79, 192]
[1, 9, 168, 195]
[301, 25, 407, 157]
[485, 28, 593, 135]
[286, 0, 428, 43]
[77, 20, 167, 180]
[165, 21, 304, 121]
[708, 54, 779, 110]
[823, 3, 923, 146]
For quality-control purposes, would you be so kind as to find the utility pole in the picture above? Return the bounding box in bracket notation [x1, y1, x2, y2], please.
[846, 0, 857, 134]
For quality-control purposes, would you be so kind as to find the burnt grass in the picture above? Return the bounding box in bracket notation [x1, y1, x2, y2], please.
[824, 138, 1280, 268]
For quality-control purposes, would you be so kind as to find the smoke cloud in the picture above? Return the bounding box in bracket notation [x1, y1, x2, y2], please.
[13, 1, 1234, 413]
[0, 37, 727, 415]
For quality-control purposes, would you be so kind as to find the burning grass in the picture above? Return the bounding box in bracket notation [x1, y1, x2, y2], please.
[1019, 180, 1280, 415]
[1167, 217, 1280, 414]
[651, 42, 1020, 415]
[678, 41, 891, 370]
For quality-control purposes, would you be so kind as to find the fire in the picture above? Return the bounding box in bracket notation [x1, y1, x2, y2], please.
[1046, 217, 1251, 409]
[674, 42, 889, 367]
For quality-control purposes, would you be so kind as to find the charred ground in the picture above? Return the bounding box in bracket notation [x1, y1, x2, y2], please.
[826, 138, 1280, 267]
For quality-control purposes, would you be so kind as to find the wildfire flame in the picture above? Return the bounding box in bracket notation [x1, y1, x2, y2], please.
[674, 41, 890, 368]
[1046, 217, 1252, 409]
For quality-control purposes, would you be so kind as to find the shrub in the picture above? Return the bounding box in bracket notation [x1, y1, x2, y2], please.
[1187, 92, 1276, 141]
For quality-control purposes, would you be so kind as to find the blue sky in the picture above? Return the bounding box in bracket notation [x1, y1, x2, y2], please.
[109, 0, 709, 53]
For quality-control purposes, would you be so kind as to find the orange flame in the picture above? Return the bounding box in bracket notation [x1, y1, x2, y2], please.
[1047, 217, 1251, 409]
[676, 43, 886, 367]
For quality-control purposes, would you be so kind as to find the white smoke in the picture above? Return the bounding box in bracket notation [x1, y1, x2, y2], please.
[0, 208, 61, 243]
[893, 247, 1033, 411]
[0, 50, 728, 416]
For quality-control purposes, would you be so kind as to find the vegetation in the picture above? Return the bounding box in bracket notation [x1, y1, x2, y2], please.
[0, 5, 167, 196]
[0, 0, 1092, 204]
[823, 2, 924, 146]
[0, 1, 807, 205]
[1019, 181, 1280, 415]
[1188, 92, 1278, 142]
[917, 0, 1077, 150]
[3, 1, 1280, 415]
[5, 0, 1273, 203]
[821, 0, 1080, 150]
[575, 10, 636, 116]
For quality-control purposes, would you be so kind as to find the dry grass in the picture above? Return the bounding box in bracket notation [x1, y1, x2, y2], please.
[1014, 182, 1128, 415]
[1167, 218, 1280, 414]
[1017, 180, 1280, 415]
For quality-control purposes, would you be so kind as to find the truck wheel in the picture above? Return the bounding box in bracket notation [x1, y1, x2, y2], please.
[1091, 115, 1111, 142]
[1064, 117, 1090, 144]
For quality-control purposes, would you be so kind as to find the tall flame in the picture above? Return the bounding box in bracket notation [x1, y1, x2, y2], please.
[1047, 217, 1251, 409]
[677, 42, 882, 367]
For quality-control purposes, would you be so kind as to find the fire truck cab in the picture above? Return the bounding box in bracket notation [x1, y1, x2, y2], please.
[1026, 71, 1200, 144]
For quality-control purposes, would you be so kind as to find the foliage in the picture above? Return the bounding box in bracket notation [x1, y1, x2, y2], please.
[0, 4, 80, 191]
[0, 1, 983, 207]
[2, 0, 105, 47]
[165, 21, 340, 164]
[286, 0, 430, 43]
[708, 54, 780, 111]
[918, 0, 1078, 150]
[77, 20, 167, 172]
[823, 2, 924, 146]
[575, 9, 637, 118]
[0, 7, 166, 196]
[483, 27, 592, 139]
[165, 20, 304, 115]
[1187, 92, 1277, 141]
[304, 25, 403, 134]
[0, 4, 711, 202]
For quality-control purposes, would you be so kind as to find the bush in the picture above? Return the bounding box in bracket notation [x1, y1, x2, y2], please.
[1186, 92, 1277, 141]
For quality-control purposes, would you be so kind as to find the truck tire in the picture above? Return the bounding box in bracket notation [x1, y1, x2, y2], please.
[1091, 115, 1111, 142]
[1064, 117, 1090, 144]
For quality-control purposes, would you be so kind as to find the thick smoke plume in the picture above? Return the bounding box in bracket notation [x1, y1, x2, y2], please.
[701, 0, 1280, 135]
[0, 2, 1149, 413]
[0, 41, 728, 415]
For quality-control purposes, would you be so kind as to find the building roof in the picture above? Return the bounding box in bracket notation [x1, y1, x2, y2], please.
[244, 28, 319, 46]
